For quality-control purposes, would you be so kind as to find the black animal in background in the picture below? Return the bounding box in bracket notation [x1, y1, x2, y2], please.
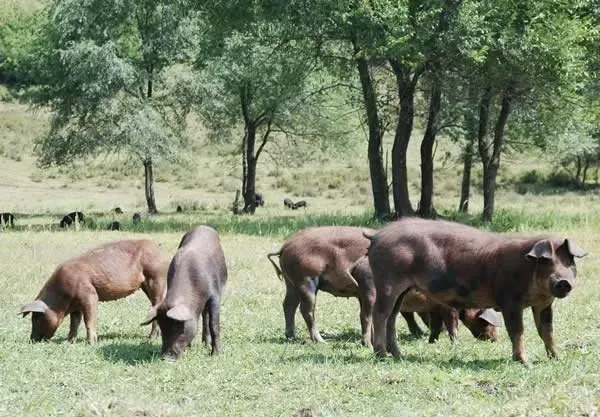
[132, 213, 142, 224]
[293, 200, 307, 209]
[59, 211, 85, 228]
[283, 198, 294, 209]
[0, 212, 15, 227]
[114, 207, 123, 214]
[255, 192, 265, 207]
[107, 221, 121, 231]
[176, 205, 183, 213]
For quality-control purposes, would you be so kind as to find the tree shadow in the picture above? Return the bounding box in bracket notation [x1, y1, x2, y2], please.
[99, 341, 162, 365]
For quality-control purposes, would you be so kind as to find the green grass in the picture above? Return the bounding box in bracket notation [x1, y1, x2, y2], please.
[2, 101, 600, 416]
[1, 227, 599, 417]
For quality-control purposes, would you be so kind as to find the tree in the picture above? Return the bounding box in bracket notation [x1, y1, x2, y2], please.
[199, 19, 348, 214]
[33, 0, 196, 213]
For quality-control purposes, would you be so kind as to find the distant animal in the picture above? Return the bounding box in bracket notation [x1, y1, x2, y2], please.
[255, 192, 265, 207]
[59, 211, 85, 228]
[114, 207, 123, 214]
[283, 198, 295, 209]
[366, 217, 587, 365]
[142, 226, 228, 360]
[176, 205, 183, 213]
[0, 212, 15, 227]
[107, 221, 121, 231]
[132, 213, 141, 224]
[20, 239, 168, 343]
[293, 200, 307, 209]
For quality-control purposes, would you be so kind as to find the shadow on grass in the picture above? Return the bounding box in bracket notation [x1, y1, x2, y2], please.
[99, 341, 162, 365]
[279, 350, 509, 370]
[260, 328, 427, 346]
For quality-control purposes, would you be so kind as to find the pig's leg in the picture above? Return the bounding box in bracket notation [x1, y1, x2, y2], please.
[385, 292, 407, 358]
[208, 297, 221, 355]
[532, 304, 557, 359]
[202, 305, 211, 346]
[358, 282, 376, 348]
[82, 295, 99, 343]
[68, 311, 82, 342]
[283, 278, 301, 339]
[428, 310, 444, 343]
[441, 306, 458, 342]
[298, 277, 323, 343]
[502, 304, 528, 365]
[401, 312, 425, 338]
[140, 279, 164, 339]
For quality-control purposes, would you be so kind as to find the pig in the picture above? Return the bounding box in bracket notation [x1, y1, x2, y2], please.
[349, 255, 501, 344]
[255, 192, 265, 207]
[267, 226, 500, 347]
[59, 211, 85, 228]
[132, 213, 142, 224]
[293, 200, 307, 209]
[366, 217, 586, 365]
[141, 226, 227, 360]
[114, 207, 123, 214]
[20, 239, 167, 343]
[284, 198, 295, 209]
[0, 212, 15, 227]
[176, 205, 183, 213]
[107, 221, 121, 231]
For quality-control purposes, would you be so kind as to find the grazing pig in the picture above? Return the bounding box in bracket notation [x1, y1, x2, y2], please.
[107, 221, 121, 231]
[20, 239, 167, 342]
[366, 218, 586, 365]
[349, 256, 501, 344]
[176, 205, 183, 213]
[255, 192, 265, 207]
[284, 198, 295, 209]
[293, 200, 307, 209]
[141, 226, 227, 360]
[59, 211, 85, 228]
[132, 213, 141, 224]
[114, 207, 123, 214]
[0, 212, 15, 227]
[266, 226, 499, 347]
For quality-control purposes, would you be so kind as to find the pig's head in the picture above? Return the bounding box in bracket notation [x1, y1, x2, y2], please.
[20, 300, 60, 342]
[526, 238, 586, 299]
[142, 304, 197, 361]
[459, 308, 502, 342]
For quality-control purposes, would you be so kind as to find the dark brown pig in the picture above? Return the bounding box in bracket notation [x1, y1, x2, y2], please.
[349, 256, 501, 344]
[141, 226, 227, 360]
[20, 239, 167, 342]
[267, 226, 500, 347]
[366, 217, 586, 365]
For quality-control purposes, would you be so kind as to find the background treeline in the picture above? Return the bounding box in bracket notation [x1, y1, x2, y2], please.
[2, 0, 600, 221]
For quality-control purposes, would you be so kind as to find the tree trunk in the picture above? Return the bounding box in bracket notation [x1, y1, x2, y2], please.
[458, 136, 475, 213]
[417, 81, 442, 218]
[242, 123, 258, 214]
[390, 60, 420, 217]
[143, 158, 158, 214]
[354, 40, 391, 219]
[481, 90, 512, 222]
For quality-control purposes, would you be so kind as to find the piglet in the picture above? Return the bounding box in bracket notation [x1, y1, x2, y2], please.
[142, 226, 227, 360]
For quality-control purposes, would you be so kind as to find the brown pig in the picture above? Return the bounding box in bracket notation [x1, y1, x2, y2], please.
[349, 256, 501, 344]
[366, 217, 586, 365]
[141, 226, 227, 360]
[267, 226, 500, 347]
[20, 239, 167, 343]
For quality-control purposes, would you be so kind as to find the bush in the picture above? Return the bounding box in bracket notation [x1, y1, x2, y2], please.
[547, 171, 575, 188]
[520, 169, 543, 185]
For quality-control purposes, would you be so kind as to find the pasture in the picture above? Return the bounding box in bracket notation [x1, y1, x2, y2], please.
[1, 102, 600, 417]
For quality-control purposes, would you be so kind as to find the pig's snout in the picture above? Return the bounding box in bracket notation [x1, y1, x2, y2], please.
[551, 279, 573, 298]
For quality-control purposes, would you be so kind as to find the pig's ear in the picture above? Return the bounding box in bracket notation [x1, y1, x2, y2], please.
[477, 309, 503, 327]
[19, 300, 48, 317]
[526, 240, 553, 262]
[166, 305, 194, 322]
[564, 239, 587, 258]
[140, 306, 158, 326]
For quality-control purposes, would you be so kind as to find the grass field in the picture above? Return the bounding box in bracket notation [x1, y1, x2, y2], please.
[1, 101, 600, 416]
